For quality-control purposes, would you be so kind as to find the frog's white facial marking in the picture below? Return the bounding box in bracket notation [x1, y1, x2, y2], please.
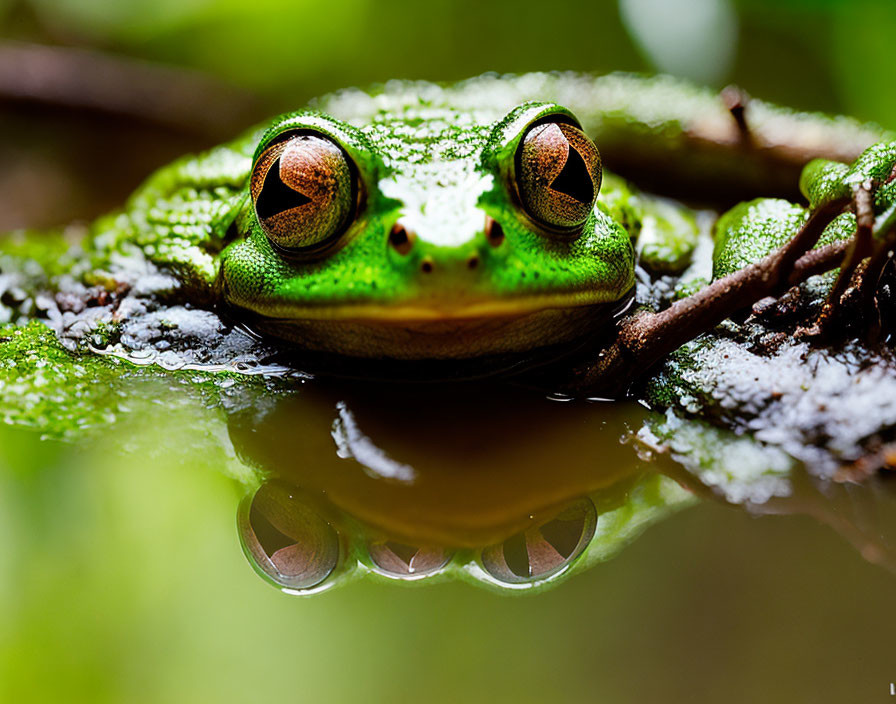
[379, 166, 495, 248]
[364, 109, 495, 249]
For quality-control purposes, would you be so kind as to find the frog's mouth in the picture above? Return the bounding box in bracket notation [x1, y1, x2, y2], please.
[230, 288, 635, 367]
[245, 290, 628, 323]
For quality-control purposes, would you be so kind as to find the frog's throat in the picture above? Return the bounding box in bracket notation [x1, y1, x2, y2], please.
[234, 289, 634, 361]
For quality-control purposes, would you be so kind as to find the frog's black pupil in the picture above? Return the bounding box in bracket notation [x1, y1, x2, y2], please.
[256, 156, 312, 220]
[249, 502, 295, 557]
[549, 145, 593, 203]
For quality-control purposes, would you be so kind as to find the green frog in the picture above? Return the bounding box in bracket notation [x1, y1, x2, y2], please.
[4, 72, 896, 595]
[1, 72, 894, 382]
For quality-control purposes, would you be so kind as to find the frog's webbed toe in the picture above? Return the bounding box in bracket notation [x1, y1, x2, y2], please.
[802, 147, 896, 342]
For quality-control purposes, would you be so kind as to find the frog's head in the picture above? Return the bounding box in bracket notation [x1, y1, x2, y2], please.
[219, 102, 635, 364]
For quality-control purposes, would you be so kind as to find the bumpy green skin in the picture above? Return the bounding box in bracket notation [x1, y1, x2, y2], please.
[0, 72, 893, 407]
[712, 199, 853, 279]
[6, 71, 893, 365]
[713, 141, 896, 278]
[221, 105, 636, 316]
[87, 139, 254, 305]
[634, 195, 699, 274]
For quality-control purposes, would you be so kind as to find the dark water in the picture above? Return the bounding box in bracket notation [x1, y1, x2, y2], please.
[3, 377, 896, 702]
[231, 380, 681, 592]
[3, 360, 896, 703]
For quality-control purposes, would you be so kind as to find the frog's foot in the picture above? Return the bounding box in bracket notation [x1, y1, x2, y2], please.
[801, 163, 896, 343]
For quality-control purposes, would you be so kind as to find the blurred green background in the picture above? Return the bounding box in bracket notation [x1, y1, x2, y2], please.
[2, 0, 896, 702]
[3, 0, 896, 229]
[2, 0, 895, 119]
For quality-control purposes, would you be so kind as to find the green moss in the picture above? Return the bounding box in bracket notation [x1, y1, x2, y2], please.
[0, 229, 82, 280]
[0, 321, 277, 441]
[636, 195, 699, 274]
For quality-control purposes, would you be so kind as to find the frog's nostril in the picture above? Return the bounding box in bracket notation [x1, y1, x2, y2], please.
[485, 216, 505, 247]
[388, 222, 415, 255]
[420, 256, 435, 274]
[467, 254, 480, 270]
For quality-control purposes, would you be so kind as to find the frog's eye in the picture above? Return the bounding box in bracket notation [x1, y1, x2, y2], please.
[516, 120, 601, 231]
[250, 132, 356, 252]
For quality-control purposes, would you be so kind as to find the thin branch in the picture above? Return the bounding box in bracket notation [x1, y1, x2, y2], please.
[570, 198, 851, 395]
[586, 75, 893, 204]
[720, 85, 753, 147]
[0, 41, 266, 137]
[860, 209, 896, 343]
[788, 240, 851, 283]
[806, 181, 875, 338]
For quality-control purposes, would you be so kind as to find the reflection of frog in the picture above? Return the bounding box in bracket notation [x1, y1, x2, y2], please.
[228, 381, 695, 593]
[232, 381, 896, 595]
[4, 73, 896, 595]
[1, 73, 891, 380]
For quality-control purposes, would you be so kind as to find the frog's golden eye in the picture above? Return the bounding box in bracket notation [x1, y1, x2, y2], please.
[250, 132, 355, 252]
[516, 120, 601, 231]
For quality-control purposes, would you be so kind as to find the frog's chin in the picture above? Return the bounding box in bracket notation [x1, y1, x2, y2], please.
[232, 290, 634, 363]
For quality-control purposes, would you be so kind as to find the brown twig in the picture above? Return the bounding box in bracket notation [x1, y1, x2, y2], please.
[570, 198, 851, 396]
[805, 181, 876, 339]
[585, 75, 892, 204]
[720, 85, 753, 147]
[787, 240, 852, 282]
[0, 41, 266, 137]
[859, 207, 896, 343]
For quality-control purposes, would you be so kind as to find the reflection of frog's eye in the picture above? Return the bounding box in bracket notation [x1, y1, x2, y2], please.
[368, 540, 452, 579]
[516, 121, 601, 231]
[238, 481, 340, 591]
[480, 497, 596, 584]
[250, 132, 356, 252]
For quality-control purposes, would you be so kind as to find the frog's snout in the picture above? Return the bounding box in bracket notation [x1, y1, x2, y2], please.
[387, 217, 504, 276]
